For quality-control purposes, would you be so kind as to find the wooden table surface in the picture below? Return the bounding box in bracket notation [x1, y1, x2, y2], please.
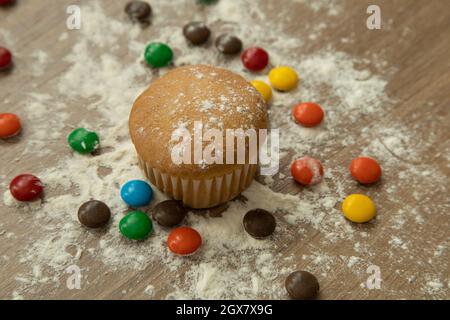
[0, 0, 449, 300]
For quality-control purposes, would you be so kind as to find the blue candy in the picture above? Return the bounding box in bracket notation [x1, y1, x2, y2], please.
[120, 180, 153, 207]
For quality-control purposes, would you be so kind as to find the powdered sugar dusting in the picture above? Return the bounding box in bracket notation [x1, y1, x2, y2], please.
[0, 0, 448, 300]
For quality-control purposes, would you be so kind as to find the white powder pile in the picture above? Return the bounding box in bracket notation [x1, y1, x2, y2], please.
[1, 0, 448, 299]
[291, 0, 342, 16]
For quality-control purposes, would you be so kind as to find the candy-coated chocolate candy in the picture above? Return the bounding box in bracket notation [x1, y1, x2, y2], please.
[119, 210, 153, 240]
[120, 179, 153, 207]
[349, 157, 382, 184]
[9, 174, 44, 202]
[125, 1, 152, 23]
[152, 200, 187, 227]
[0, 113, 21, 138]
[0, 47, 12, 71]
[342, 194, 376, 223]
[167, 226, 202, 255]
[183, 22, 211, 45]
[0, 0, 15, 5]
[78, 200, 111, 228]
[215, 34, 242, 55]
[241, 47, 269, 71]
[285, 271, 320, 300]
[197, 0, 218, 5]
[144, 42, 173, 68]
[292, 102, 324, 127]
[291, 157, 323, 186]
[243, 209, 276, 239]
[250, 80, 272, 103]
[67, 128, 100, 154]
[268, 66, 298, 91]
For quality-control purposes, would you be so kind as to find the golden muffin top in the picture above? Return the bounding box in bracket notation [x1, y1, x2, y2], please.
[129, 64, 267, 178]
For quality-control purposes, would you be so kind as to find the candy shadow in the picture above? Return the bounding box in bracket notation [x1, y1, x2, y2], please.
[0, 62, 15, 76]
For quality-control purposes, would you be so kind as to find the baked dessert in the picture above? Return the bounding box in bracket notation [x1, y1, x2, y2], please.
[129, 64, 267, 208]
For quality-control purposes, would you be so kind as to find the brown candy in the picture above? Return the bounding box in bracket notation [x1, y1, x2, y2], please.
[285, 271, 320, 300]
[183, 22, 211, 45]
[243, 209, 276, 239]
[125, 1, 152, 23]
[78, 200, 111, 228]
[152, 200, 187, 227]
[215, 34, 242, 55]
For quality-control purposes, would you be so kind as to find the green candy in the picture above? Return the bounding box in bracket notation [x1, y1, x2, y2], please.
[197, 0, 218, 4]
[68, 128, 100, 154]
[119, 210, 153, 240]
[144, 42, 173, 68]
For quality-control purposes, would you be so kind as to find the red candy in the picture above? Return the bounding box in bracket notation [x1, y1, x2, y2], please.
[0, 113, 21, 138]
[292, 102, 324, 127]
[167, 226, 202, 255]
[350, 157, 382, 184]
[241, 47, 269, 72]
[0, 0, 15, 5]
[9, 174, 44, 202]
[0, 47, 12, 70]
[291, 157, 324, 186]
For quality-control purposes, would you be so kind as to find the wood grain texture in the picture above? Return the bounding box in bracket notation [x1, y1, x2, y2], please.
[0, 0, 449, 299]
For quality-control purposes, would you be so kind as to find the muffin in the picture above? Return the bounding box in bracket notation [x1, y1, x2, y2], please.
[129, 64, 267, 208]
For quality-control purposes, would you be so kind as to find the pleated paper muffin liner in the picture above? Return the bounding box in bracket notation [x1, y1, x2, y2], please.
[138, 155, 257, 209]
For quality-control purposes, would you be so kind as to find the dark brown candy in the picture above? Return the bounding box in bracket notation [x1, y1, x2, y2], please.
[285, 271, 320, 300]
[152, 200, 187, 227]
[125, 1, 152, 23]
[183, 22, 211, 45]
[243, 209, 276, 239]
[215, 34, 242, 55]
[78, 200, 111, 228]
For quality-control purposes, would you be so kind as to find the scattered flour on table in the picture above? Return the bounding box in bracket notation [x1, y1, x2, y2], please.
[291, 0, 342, 16]
[1, 0, 448, 299]
[144, 285, 155, 297]
[30, 50, 50, 77]
[0, 29, 15, 49]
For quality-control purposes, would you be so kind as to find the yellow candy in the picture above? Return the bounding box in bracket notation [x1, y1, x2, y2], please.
[342, 194, 376, 223]
[268, 66, 298, 91]
[250, 80, 272, 103]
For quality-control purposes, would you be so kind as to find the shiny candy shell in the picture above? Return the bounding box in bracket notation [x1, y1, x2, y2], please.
[167, 226, 202, 255]
[125, 1, 152, 23]
[215, 34, 242, 55]
[292, 102, 324, 127]
[285, 271, 320, 300]
[152, 200, 187, 227]
[144, 42, 173, 68]
[0, 113, 21, 139]
[119, 210, 153, 240]
[120, 179, 153, 207]
[349, 157, 382, 184]
[241, 47, 269, 71]
[342, 194, 376, 223]
[250, 80, 272, 103]
[291, 157, 324, 186]
[67, 128, 100, 154]
[183, 21, 211, 45]
[243, 209, 276, 239]
[268, 66, 298, 91]
[0, 47, 12, 70]
[9, 174, 44, 202]
[78, 200, 111, 228]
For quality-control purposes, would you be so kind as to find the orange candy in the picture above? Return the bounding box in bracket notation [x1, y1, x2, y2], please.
[349, 157, 382, 184]
[167, 226, 202, 255]
[291, 156, 324, 186]
[292, 102, 324, 127]
[0, 113, 21, 139]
